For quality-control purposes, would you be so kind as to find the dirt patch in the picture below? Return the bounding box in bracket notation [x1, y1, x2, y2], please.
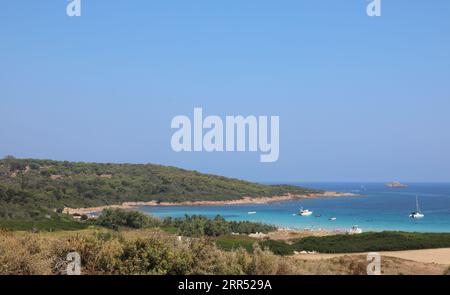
[294, 254, 447, 275]
[268, 229, 333, 241]
[294, 248, 450, 266]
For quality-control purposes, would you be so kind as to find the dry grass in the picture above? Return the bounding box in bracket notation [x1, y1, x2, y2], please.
[0, 230, 56, 275]
[0, 228, 448, 275]
[293, 254, 447, 275]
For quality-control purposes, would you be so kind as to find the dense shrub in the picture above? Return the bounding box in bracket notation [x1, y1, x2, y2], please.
[215, 235, 256, 252]
[163, 215, 277, 237]
[95, 208, 161, 230]
[260, 240, 294, 256]
[215, 236, 294, 256]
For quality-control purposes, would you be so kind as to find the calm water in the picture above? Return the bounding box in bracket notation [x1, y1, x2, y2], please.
[139, 183, 450, 233]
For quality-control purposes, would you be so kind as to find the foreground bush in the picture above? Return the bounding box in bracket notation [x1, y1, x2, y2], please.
[0, 229, 299, 275]
[1, 230, 447, 275]
[0, 230, 54, 275]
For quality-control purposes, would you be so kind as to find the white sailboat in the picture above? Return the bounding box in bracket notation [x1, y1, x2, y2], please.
[410, 196, 425, 219]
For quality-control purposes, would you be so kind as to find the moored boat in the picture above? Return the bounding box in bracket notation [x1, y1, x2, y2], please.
[299, 208, 313, 216]
[348, 225, 363, 234]
[410, 196, 425, 219]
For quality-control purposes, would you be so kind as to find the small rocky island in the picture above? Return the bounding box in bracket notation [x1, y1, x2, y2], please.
[386, 181, 408, 188]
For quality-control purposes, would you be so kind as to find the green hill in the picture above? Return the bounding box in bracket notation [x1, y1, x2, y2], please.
[0, 156, 319, 220]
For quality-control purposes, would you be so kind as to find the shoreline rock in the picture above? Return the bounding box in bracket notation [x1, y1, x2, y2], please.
[63, 191, 361, 216]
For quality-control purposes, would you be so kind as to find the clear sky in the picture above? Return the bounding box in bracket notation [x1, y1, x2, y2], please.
[1, 1, 450, 182]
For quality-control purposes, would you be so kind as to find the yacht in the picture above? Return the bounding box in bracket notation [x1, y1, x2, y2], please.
[329, 217, 337, 221]
[299, 208, 313, 216]
[410, 196, 425, 219]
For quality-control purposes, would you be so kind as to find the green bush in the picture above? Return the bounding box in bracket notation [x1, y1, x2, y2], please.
[95, 208, 160, 230]
[163, 215, 277, 237]
[260, 240, 294, 256]
[216, 235, 257, 252]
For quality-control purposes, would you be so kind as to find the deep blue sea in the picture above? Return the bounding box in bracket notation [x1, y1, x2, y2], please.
[139, 183, 450, 233]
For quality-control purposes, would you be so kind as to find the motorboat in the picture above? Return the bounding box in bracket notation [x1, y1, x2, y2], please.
[299, 208, 313, 216]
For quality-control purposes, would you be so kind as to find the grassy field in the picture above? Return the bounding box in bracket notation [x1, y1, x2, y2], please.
[2, 228, 448, 275]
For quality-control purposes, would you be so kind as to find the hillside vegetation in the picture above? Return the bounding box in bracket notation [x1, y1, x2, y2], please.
[0, 156, 318, 220]
[216, 231, 450, 255]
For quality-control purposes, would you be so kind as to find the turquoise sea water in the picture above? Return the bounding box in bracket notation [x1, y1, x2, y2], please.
[139, 183, 450, 233]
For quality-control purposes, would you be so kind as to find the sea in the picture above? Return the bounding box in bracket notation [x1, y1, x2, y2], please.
[138, 183, 450, 233]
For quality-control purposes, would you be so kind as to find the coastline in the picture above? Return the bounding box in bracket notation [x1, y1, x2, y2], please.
[63, 191, 360, 216]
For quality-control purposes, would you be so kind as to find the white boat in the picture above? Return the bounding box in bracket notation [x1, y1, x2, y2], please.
[348, 225, 363, 234]
[299, 208, 313, 216]
[410, 196, 425, 219]
[329, 217, 337, 221]
[248, 211, 257, 215]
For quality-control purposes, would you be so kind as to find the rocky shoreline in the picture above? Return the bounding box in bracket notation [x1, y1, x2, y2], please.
[63, 191, 360, 216]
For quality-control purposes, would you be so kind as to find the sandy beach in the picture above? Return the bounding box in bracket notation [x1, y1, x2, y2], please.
[63, 191, 359, 215]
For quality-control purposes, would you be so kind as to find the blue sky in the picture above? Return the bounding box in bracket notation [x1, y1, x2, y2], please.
[1, 1, 450, 182]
